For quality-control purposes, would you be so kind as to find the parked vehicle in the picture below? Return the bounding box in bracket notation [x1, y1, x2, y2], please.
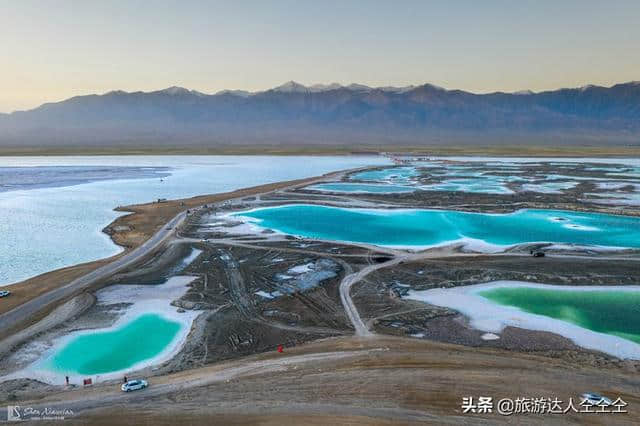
[121, 379, 148, 392]
[580, 393, 612, 406]
[0, 290, 11, 298]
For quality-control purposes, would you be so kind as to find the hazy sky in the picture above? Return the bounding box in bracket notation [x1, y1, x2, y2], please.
[1, 0, 639, 112]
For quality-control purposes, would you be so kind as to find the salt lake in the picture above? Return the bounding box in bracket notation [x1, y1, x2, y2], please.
[305, 182, 416, 193]
[47, 313, 181, 375]
[334, 158, 640, 197]
[406, 281, 640, 359]
[0, 155, 388, 285]
[480, 285, 640, 344]
[234, 204, 640, 250]
[7, 275, 200, 384]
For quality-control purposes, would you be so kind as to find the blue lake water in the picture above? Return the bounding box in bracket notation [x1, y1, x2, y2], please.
[0, 166, 170, 192]
[521, 181, 578, 194]
[305, 182, 416, 193]
[345, 161, 640, 197]
[421, 176, 517, 194]
[349, 166, 418, 184]
[0, 156, 388, 285]
[235, 204, 640, 249]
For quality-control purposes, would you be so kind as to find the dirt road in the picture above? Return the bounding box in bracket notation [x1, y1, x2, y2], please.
[339, 244, 474, 336]
[0, 167, 365, 335]
[4, 336, 639, 424]
[0, 211, 186, 334]
[0, 349, 373, 418]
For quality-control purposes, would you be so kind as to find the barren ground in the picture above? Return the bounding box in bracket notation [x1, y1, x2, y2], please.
[4, 337, 640, 424]
[2, 160, 640, 424]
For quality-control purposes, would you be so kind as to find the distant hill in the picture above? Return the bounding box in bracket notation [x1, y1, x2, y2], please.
[1, 81, 639, 148]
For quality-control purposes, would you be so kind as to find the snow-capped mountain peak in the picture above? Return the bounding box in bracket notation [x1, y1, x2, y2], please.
[272, 81, 309, 93]
[156, 86, 206, 96]
[513, 89, 535, 95]
[308, 82, 343, 92]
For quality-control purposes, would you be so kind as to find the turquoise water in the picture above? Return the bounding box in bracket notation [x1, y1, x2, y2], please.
[521, 181, 578, 194]
[422, 177, 514, 194]
[0, 155, 388, 285]
[608, 167, 640, 179]
[305, 182, 416, 193]
[479, 287, 640, 344]
[348, 166, 523, 194]
[345, 163, 640, 197]
[47, 314, 181, 375]
[235, 205, 640, 248]
[349, 166, 418, 184]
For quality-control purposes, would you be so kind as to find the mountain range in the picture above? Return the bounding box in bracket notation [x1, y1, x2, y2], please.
[1, 81, 639, 148]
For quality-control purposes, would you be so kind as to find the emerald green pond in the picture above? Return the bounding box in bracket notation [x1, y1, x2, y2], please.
[48, 314, 181, 375]
[480, 287, 640, 344]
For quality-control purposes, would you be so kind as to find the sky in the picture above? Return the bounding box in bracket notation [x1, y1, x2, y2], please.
[1, 0, 639, 112]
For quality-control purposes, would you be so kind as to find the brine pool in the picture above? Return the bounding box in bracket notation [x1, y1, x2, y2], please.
[480, 286, 640, 344]
[233, 204, 640, 250]
[343, 162, 640, 196]
[6, 276, 200, 384]
[306, 177, 579, 195]
[349, 166, 418, 184]
[405, 281, 640, 359]
[47, 314, 181, 375]
[305, 182, 416, 193]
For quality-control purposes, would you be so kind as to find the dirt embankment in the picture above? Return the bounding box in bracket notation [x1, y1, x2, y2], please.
[8, 336, 640, 424]
[0, 293, 95, 359]
[105, 172, 347, 250]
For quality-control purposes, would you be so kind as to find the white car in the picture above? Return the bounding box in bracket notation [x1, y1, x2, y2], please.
[580, 393, 612, 406]
[121, 379, 148, 392]
[0, 290, 10, 298]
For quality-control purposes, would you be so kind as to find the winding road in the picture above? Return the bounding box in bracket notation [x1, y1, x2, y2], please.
[0, 211, 187, 333]
[0, 349, 374, 420]
[338, 245, 472, 336]
[0, 167, 368, 338]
